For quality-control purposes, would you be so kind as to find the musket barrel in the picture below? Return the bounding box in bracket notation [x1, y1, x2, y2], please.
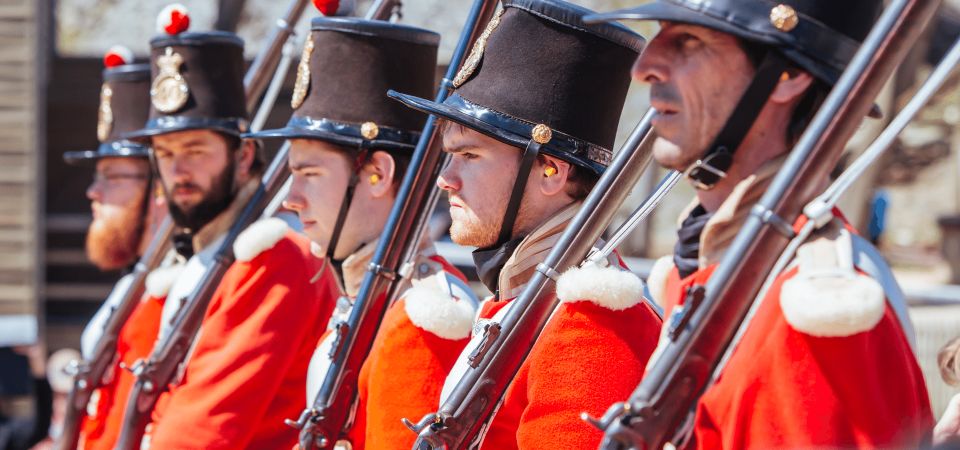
[417, 109, 656, 449]
[294, 1, 500, 447]
[243, 0, 311, 112]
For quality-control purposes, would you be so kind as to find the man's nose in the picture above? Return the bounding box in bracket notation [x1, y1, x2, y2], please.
[437, 163, 460, 193]
[632, 41, 669, 84]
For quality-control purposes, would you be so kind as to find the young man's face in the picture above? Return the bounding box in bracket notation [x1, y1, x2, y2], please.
[438, 125, 520, 248]
[85, 157, 150, 270]
[152, 130, 237, 231]
[283, 139, 355, 250]
[632, 22, 756, 171]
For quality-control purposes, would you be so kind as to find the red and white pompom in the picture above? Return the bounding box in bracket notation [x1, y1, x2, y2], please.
[103, 45, 133, 68]
[157, 3, 190, 35]
[313, 0, 354, 16]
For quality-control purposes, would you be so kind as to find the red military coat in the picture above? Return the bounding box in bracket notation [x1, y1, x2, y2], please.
[442, 204, 663, 449]
[141, 217, 340, 449]
[304, 242, 478, 450]
[78, 293, 165, 450]
[645, 162, 932, 449]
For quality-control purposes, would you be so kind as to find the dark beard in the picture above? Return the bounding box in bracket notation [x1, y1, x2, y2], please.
[86, 197, 145, 271]
[167, 160, 236, 232]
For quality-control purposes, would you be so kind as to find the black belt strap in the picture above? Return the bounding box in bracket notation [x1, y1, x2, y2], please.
[685, 51, 790, 190]
[326, 147, 371, 262]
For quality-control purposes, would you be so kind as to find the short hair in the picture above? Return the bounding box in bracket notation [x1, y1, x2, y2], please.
[323, 141, 410, 195]
[220, 132, 266, 173]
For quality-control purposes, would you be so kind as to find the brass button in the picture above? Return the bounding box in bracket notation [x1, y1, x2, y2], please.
[770, 4, 799, 32]
[361, 122, 379, 140]
[531, 123, 552, 144]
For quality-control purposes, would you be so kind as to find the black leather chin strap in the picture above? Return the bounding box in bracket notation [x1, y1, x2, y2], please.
[685, 50, 790, 190]
[326, 147, 371, 263]
[497, 139, 542, 247]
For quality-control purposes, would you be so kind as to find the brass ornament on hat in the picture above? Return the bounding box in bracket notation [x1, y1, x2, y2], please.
[452, 9, 505, 88]
[769, 4, 799, 32]
[292, 37, 314, 110]
[97, 83, 114, 142]
[531, 123, 552, 144]
[361, 121, 380, 140]
[151, 47, 190, 113]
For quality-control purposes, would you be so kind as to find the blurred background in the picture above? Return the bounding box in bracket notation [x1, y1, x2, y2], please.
[4, 0, 960, 446]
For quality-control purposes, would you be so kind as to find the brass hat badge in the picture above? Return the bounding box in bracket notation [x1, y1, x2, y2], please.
[770, 4, 799, 32]
[452, 9, 505, 88]
[97, 83, 113, 141]
[292, 37, 314, 109]
[151, 47, 190, 113]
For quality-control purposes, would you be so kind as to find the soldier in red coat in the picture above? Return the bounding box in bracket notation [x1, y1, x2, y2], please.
[247, 18, 478, 450]
[61, 49, 167, 450]
[590, 0, 933, 447]
[116, 12, 341, 450]
[390, 0, 663, 447]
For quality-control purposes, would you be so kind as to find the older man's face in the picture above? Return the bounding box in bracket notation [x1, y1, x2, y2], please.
[632, 22, 756, 171]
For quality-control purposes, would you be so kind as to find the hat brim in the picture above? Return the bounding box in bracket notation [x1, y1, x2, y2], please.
[387, 91, 532, 153]
[584, 3, 777, 45]
[63, 144, 151, 166]
[245, 127, 414, 152]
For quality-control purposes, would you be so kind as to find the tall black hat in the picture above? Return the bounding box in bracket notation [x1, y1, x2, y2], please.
[390, 0, 644, 250]
[389, 0, 644, 176]
[585, 0, 883, 190]
[125, 31, 247, 139]
[64, 59, 152, 165]
[247, 18, 439, 151]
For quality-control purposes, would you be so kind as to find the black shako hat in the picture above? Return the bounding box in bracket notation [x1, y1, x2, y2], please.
[585, 0, 883, 86]
[125, 32, 247, 139]
[389, 0, 645, 176]
[247, 18, 439, 151]
[65, 64, 152, 165]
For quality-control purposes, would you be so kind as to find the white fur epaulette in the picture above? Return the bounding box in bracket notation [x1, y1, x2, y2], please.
[233, 217, 289, 263]
[780, 227, 885, 337]
[556, 264, 645, 311]
[646, 255, 675, 306]
[145, 264, 185, 298]
[404, 272, 476, 340]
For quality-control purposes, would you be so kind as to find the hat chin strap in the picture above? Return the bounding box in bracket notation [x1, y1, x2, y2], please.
[684, 50, 790, 191]
[495, 139, 543, 247]
[325, 147, 371, 268]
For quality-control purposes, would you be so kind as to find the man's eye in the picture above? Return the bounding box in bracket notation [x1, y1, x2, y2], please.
[677, 33, 701, 48]
[461, 152, 478, 160]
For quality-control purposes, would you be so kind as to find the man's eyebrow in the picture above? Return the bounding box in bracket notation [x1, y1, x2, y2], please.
[443, 144, 478, 154]
[289, 161, 320, 171]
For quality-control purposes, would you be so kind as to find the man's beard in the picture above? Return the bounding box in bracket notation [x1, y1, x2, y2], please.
[449, 210, 500, 248]
[86, 198, 145, 271]
[167, 161, 236, 232]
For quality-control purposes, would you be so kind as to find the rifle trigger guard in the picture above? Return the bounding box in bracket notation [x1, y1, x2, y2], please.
[750, 204, 796, 239]
[367, 262, 398, 281]
[402, 413, 439, 434]
[535, 263, 560, 281]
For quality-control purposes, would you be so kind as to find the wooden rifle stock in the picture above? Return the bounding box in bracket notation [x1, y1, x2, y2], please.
[286, 1, 500, 448]
[54, 219, 174, 450]
[408, 110, 656, 450]
[591, 1, 940, 448]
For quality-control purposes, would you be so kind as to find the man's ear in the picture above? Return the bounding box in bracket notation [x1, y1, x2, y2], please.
[366, 150, 396, 198]
[236, 138, 257, 174]
[537, 154, 570, 197]
[770, 70, 814, 104]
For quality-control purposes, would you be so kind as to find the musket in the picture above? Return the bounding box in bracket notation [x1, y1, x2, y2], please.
[404, 109, 657, 450]
[56, 4, 332, 446]
[55, 218, 174, 450]
[111, 2, 346, 447]
[284, 1, 500, 448]
[586, 0, 941, 448]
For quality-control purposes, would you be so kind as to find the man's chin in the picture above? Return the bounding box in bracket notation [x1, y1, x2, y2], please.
[652, 137, 700, 171]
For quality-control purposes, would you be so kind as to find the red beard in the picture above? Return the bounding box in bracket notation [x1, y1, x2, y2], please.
[86, 200, 145, 271]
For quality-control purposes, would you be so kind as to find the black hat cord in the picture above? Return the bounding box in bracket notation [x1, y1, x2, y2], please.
[325, 146, 372, 270]
[684, 50, 790, 190]
[497, 139, 543, 247]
